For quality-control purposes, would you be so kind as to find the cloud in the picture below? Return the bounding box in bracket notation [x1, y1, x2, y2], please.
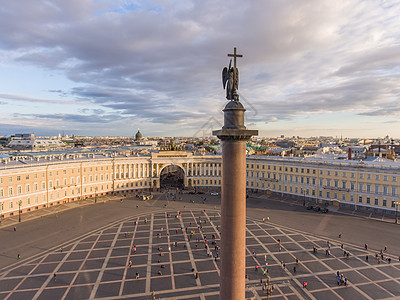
[0, 93, 77, 105]
[1, 0, 400, 136]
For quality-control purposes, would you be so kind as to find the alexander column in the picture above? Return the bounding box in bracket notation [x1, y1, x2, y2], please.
[213, 48, 258, 299]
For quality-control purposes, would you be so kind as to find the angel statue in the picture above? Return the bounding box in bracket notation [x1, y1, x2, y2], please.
[222, 59, 239, 101]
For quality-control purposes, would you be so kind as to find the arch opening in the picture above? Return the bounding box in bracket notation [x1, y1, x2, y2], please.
[159, 165, 185, 189]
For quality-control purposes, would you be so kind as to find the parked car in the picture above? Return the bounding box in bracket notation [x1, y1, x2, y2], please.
[210, 192, 219, 196]
[188, 191, 196, 195]
[314, 206, 321, 212]
[306, 205, 313, 210]
[321, 208, 329, 213]
[197, 191, 205, 194]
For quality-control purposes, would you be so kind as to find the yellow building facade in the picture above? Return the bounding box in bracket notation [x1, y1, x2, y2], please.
[1, 152, 399, 219]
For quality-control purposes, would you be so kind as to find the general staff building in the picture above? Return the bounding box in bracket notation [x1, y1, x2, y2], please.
[1, 150, 400, 219]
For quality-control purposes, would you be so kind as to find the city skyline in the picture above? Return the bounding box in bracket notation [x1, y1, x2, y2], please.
[1, 0, 400, 138]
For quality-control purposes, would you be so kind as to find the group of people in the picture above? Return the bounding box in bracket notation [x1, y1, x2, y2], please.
[336, 271, 348, 286]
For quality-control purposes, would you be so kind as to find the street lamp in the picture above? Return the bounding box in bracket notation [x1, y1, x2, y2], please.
[18, 200, 22, 223]
[301, 189, 306, 206]
[395, 201, 400, 224]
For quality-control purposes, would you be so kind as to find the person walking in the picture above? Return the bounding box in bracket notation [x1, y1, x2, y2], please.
[136, 272, 139, 279]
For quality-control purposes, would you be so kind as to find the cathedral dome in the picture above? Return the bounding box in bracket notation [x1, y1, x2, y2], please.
[135, 129, 142, 141]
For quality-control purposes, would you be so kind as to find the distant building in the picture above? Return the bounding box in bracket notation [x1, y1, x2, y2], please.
[7, 134, 65, 151]
[135, 129, 143, 141]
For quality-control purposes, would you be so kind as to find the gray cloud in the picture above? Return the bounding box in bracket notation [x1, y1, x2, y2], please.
[1, 0, 400, 136]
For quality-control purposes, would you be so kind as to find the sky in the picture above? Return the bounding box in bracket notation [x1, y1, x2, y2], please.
[1, 0, 400, 139]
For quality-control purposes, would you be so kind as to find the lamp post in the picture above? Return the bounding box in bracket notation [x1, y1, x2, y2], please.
[0, 200, 3, 224]
[395, 201, 400, 224]
[95, 187, 98, 203]
[18, 200, 22, 222]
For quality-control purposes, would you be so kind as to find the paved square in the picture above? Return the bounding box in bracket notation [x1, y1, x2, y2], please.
[1, 209, 399, 299]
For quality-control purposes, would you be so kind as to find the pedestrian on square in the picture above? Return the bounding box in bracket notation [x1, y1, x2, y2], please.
[365, 243, 368, 250]
[264, 254, 267, 262]
[293, 266, 296, 273]
[303, 281, 307, 289]
[195, 272, 199, 279]
[339, 232, 342, 238]
[14, 227, 16, 231]
[296, 258, 299, 264]
[17, 254, 20, 259]
[136, 272, 139, 279]
[53, 273, 57, 281]
[128, 260, 132, 268]
[255, 265, 259, 271]
[365, 255, 369, 262]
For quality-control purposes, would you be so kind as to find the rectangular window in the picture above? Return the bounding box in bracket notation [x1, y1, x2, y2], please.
[375, 184, 379, 194]
[383, 186, 388, 195]
[366, 184, 371, 193]
[360, 173, 364, 179]
[343, 172, 347, 178]
[384, 175, 388, 181]
[366, 197, 370, 204]
[392, 187, 397, 197]
[393, 176, 397, 182]
[375, 198, 378, 205]
[342, 181, 347, 189]
[383, 199, 387, 207]
[367, 174, 371, 180]
[359, 196, 362, 203]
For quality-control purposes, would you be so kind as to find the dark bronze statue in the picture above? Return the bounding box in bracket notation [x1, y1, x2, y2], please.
[222, 47, 243, 101]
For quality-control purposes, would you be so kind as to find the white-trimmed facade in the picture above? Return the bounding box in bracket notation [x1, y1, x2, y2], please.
[1, 151, 400, 219]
